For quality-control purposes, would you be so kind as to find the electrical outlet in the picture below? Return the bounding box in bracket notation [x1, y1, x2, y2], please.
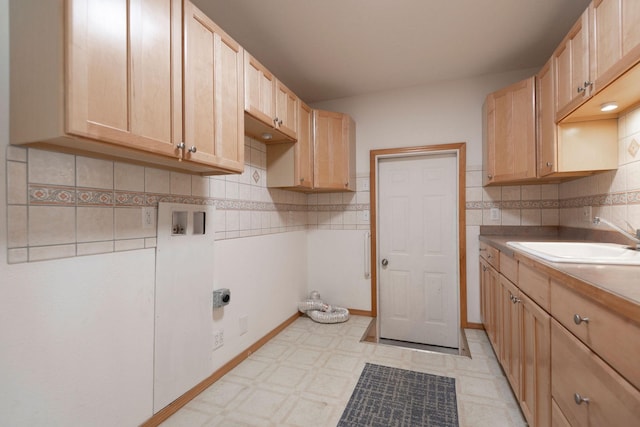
[142, 207, 155, 229]
[582, 206, 592, 223]
[490, 208, 500, 221]
[213, 330, 224, 350]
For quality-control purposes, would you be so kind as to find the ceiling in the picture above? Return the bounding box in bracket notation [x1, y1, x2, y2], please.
[193, 0, 591, 103]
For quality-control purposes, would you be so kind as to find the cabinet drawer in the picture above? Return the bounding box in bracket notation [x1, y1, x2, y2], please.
[518, 262, 550, 312]
[499, 252, 517, 283]
[551, 281, 640, 390]
[479, 241, 500, 270]
[551, 320, 640, 427]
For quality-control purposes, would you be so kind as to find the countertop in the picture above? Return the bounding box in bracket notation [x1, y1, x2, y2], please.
[480, 235, 640, 322]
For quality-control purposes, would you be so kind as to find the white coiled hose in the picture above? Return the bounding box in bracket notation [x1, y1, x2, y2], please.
[298, 291, 350, 324]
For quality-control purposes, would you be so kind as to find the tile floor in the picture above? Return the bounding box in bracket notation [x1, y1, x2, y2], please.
[161, 315, 526, 427]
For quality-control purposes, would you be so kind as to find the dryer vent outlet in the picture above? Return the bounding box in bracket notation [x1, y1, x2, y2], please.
[213, 288, 231, 308]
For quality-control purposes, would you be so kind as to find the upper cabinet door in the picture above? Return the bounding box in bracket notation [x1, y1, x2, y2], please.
[244, 52, 276, 125]
[484, 77, 536, 185]
[314, 110, 356, 191]
[591, 0, 640, 91]
[275, 80, 299, 140]
[296, 102, 314, 188]
[554, 8, 590, 121]
[183, 1, 244, 173]
[66, 0, 181, 157]
[537, 57, 557, 177]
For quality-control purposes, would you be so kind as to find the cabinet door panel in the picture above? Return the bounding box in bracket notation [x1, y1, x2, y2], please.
[276, 81, 298, 140]
[520, 293, 551, 427]
[592, 0, 621, 88]
[499, 275, 520, 394]
[537, 58, 557, 176]
[622, 0, 640, 55]
[183, 2, 244, 171]
[554, 9, 589, 120]
[67, 0, 179, 156]
[296, 102, 313, 188]
[244, 53, 275, 124]
[314, 110, 347, 189]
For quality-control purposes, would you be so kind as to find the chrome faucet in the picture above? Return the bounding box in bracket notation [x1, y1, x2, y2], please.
[593, 216, 640, 250]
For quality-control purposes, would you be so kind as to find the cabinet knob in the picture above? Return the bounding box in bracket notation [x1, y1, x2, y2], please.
[482, 265, 487, 272]
[573, 314, 589, 325]
[300, 178, 304, 183]
[546, 162, 553, 167]
[577, 86, 585, 93]
[176, 142, 185, 161]
[279, 119, 283, 126]
[487, 174, 493, 180]
[574, 393, 590, 405]
[583, 81, 593, 88]
[188, 146, 197, 154]
[273, 117, 279, 126]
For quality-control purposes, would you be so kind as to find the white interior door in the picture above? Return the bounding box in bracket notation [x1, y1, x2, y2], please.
[154, 202, 215, 412]
[378, 153, 459, 348]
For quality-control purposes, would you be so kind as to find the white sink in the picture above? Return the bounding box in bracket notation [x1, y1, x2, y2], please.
[506, 241, 640, 265]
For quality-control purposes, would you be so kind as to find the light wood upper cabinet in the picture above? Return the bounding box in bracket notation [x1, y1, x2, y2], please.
[483, 77, 536, 185]
[591, 0, 640, 96]
[266, 101, 314, 190]
[244, 52, 298, 143]
[537, 57, 618, 178]
[554, 0, 640, 122]
[65, 0, 182, 157]
[313, 110, 356, 191]
[183, 1, 244, 173]
[10, 0, 244, 175]
[554, 8, 590, 121]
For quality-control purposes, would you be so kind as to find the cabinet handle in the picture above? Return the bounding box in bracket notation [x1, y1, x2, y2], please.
[573, 314, 589, 325]
[482, 265, 487, 272]
[583, 81, 593, 88]
[188, 146, 197, 154]
[577, 86, 585, 93]
[273, 117, 279, 126]
[345, 182, 349, 187]
[546, 162, 553, 167]
[176, 142, 185, 161]
[279, 119, 283, 126]
[479, 248, 487, 252]
[574, 393, 590, 405]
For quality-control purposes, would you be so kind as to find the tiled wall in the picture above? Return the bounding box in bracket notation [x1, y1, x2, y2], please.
[5, 137, 310, 264]
[465, 165, 560, 227]
[306, 175, 371, 230]
[559, 105, 640, 230]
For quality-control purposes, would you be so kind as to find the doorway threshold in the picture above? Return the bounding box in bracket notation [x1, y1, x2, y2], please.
[361, 317, 471, 358]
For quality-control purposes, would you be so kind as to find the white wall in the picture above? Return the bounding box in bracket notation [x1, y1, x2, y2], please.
[0, 3, 307, 423]
[307, 229, 371, 310]
[311, 69, 538, 323]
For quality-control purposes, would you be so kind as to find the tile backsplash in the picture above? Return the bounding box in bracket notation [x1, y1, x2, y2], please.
[5, 137, 371, 264]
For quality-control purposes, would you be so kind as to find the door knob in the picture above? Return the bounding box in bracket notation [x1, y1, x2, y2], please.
[381, 258, 389, 266]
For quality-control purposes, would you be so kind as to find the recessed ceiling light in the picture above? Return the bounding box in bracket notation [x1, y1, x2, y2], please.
[261, 132, 273, 140]
[600, 102, 618, 112]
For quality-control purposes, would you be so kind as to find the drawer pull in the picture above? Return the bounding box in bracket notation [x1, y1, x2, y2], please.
[574, 393, 590, 405]
[573, 314, 590, 325]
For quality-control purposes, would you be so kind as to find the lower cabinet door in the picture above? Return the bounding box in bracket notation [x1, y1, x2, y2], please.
[551, 320, 640, 427]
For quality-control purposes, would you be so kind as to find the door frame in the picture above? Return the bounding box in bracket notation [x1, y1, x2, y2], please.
[369, 143, 469, 328]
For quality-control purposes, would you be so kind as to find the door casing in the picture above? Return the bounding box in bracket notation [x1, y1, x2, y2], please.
[369, 143, 469, 328]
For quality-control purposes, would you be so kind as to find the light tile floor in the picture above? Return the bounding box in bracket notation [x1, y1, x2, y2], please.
[161, 315, 526, 427]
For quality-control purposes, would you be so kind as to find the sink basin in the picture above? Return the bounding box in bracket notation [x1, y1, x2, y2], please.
[506, 241, 640, 265]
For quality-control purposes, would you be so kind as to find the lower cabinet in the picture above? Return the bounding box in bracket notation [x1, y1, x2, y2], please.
[480, 247, 552, 427]
[551, 320, 640, 426]
[480, 240, 640, 427]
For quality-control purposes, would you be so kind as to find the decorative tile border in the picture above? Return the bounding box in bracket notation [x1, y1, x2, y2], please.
[465, 199, 560, 210]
